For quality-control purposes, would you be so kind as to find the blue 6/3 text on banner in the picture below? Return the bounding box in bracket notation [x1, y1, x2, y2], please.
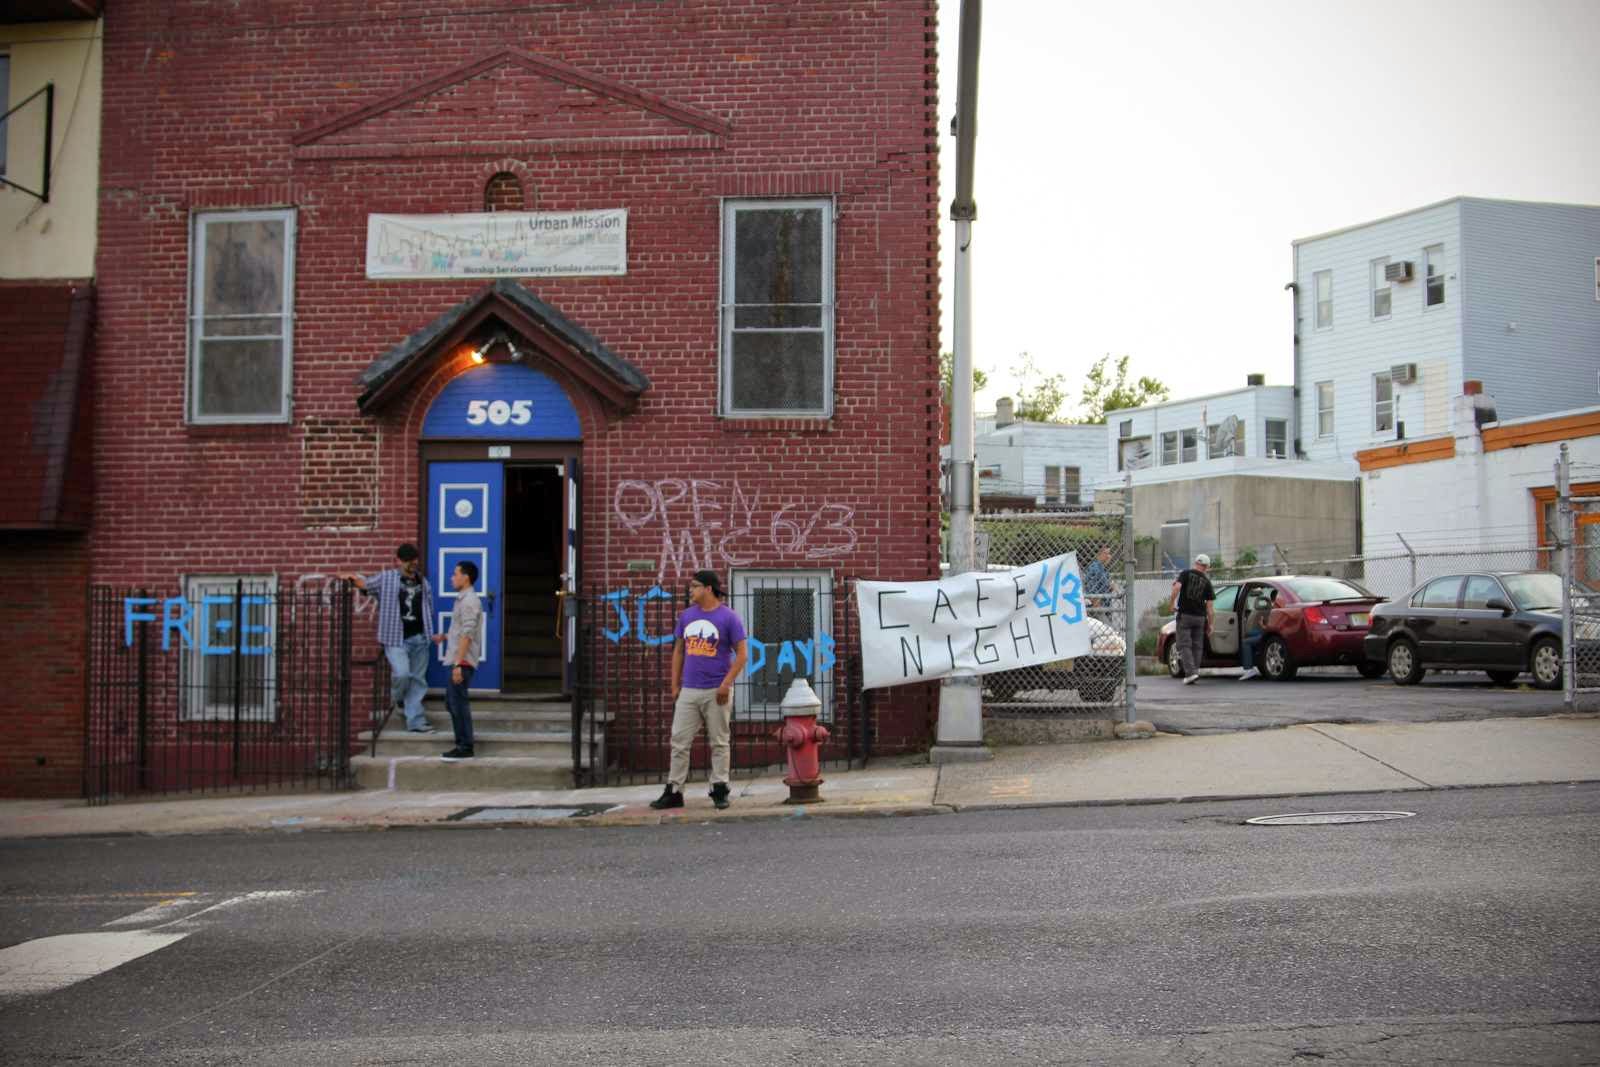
[854, 553, 1093, 691]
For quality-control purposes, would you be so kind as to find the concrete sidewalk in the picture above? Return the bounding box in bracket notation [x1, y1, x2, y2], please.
[3, 715, 1597, 839]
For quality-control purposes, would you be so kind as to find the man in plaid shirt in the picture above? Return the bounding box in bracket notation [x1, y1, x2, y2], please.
[344, 543, 436, 733]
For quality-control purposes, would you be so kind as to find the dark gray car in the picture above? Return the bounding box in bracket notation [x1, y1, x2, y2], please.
[1363, 571, 1575, 689]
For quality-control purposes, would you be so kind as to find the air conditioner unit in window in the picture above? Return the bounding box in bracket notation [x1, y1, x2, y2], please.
[1390, 362, 1418, 384]
[1384, 261, 1414, 283]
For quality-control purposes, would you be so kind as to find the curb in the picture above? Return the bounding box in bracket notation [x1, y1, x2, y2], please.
[8, 777, 1599, 840]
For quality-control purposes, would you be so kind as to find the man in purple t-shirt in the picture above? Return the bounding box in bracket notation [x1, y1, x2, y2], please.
[651, 569, 748, 811]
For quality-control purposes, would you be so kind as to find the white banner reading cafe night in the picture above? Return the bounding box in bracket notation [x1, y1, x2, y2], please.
[855, 553, 1092, 690]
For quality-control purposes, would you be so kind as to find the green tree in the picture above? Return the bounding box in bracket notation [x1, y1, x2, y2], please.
[939, 350, 989, 408]
[1009, 351, 1070, 423]
[1075, 353, 1170, 424]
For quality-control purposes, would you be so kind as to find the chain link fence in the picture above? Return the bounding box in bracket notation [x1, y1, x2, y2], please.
[1557, 448, 1600, 704]
[966, 507, 1135, 717]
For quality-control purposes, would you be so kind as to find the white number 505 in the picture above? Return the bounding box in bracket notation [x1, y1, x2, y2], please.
[466, 399, 533, 427]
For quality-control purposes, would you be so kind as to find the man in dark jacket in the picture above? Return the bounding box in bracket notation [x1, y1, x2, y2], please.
[1170, 554, 1215, 684]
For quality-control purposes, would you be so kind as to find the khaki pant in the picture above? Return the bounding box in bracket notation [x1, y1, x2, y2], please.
[669, 687, 731, 789]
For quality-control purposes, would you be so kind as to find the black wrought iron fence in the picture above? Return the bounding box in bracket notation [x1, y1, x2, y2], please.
[85, 583, 379, 804]
[570, 577, 870, 786]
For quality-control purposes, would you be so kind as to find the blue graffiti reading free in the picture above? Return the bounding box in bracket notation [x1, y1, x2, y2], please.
[122, 597, 272, 654]
[124, 598, 272, 655]
[601, 587, 835, 677]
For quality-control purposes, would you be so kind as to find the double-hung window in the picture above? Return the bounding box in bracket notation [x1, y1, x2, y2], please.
[1044, 465, 1061, 504]
[731, 571, 834, 722]
[1043, 466, 1080, 506]
[1313, 269, 1333, 329]
[1424, 244, 1445, 308]
[1370, 257, 1391, 320]
[190, 209, 296, 423]
[180, 575, 278, 722]
[1180, 428, 1198, 463]
[1316, 381, 1335, 438]
[1265, 418, 1288, 458]
[1374, 371, 1394, 433]
[1160, 431, 1179, 466]
[721, 198, 834, 416]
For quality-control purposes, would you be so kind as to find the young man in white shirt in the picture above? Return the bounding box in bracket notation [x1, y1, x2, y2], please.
[432, 560, 483, 761]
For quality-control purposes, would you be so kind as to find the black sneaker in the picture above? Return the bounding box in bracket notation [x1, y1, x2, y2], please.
[709, 783, 731, 810]
[440, 747, 474, 762]
[649, 785, 683, 810]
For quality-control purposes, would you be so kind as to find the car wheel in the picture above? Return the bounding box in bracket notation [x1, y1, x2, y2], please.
[1387, 637, 1424, 686]
[1485, 670, 1519, 687]
[1357, 660, 1387, 679]
[1530, 637, 1563, 691]
[1166, 640, 1184, 679]
[1261, 636, 1297, 680]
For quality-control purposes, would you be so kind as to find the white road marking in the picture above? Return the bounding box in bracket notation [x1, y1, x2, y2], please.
[0, 931, 190, 998]
[101, 894, 212, 928]
[0, 889, 321, 998]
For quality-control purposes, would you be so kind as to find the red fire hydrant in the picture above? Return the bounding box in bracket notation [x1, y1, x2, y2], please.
[774, 678, 830, 804]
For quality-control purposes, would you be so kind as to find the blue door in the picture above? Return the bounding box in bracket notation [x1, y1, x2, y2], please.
[427, 461, 503, 690]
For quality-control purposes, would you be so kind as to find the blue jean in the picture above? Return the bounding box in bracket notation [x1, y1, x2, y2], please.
[1240, 629, 1264, 670]
[446, 664, 476, 749]
[385, 634, 431, 730]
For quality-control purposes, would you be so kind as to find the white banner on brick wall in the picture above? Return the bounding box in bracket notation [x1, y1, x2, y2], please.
[365, 209, 627, 280]
[855, 553, 1092, 690]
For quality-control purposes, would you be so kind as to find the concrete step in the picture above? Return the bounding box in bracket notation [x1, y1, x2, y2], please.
[364, 729, 574, 760]
[352, 754, 579, 791]
[505, 634, 561, 656]
[503, 655, 563, 676]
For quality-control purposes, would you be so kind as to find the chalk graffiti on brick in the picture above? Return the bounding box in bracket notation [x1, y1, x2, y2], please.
[599, 586, 836, 677]
[612, 478, 858, 582]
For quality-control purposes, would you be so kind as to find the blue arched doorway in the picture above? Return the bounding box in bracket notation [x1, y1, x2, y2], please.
[420, 361, 582, 694]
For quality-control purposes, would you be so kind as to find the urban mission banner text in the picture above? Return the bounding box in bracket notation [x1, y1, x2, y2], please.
[855, 553, 1092, 690]
[365, 209, 628, 280]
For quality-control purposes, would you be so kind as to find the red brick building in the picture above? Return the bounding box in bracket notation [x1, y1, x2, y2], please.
[38, 0, 944, 794]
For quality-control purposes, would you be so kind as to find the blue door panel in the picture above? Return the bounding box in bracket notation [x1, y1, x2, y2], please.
[427, 461, 503, 690]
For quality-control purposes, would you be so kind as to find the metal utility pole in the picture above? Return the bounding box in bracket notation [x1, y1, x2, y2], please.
[933, 0, 989, 761]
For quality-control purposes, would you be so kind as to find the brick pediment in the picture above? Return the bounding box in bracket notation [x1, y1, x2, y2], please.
[294, 49, 731, 160]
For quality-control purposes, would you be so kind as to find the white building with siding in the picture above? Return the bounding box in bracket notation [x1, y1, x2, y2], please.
[1292, 197, 1600, 464]
[949, 398, 1108, 507]
[1098, 379, 1352, 488]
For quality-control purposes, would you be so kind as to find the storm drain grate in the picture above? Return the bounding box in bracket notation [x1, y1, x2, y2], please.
[1245, 810, 1416, 826]
[447, 804, 624, 823]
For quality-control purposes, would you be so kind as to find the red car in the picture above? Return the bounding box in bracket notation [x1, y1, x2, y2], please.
[1158, 575, 1387, 681]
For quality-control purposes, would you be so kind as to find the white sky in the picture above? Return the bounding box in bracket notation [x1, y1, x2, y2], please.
[937, 0, 1600, 417]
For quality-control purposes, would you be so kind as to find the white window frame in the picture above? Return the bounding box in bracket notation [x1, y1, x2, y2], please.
[1061, 466, 1080, 506]
[1160, 430, 1179, 466]
[1265, 418, 1288, 458]
[719, 197, 835, 418]
[1370, 257, 1392, 320]
[1424, 244, 1445, 309]
[1316, 381, 1335, 438]
[730, 569, 834, 723]
[180, 575, 279, 722]
[1373, 371, 1394, 433]
[188, 208, 297, 425]
[1180, 427, 1198, 463]
[1313, 269, 1333, 330]
[1043, 465, 1061, 504]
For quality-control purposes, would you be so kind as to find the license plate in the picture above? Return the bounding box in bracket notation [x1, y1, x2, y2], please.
[1349, 613, 1369, 626]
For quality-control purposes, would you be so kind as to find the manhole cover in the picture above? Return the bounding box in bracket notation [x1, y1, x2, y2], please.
[1245, 810, 1416, 826]
[447, 803, 623, 823]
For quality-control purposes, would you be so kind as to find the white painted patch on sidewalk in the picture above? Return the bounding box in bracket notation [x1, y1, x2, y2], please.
[0, 930, 189, 997]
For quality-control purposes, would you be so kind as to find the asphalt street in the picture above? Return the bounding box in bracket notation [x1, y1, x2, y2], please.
[1135, 669, 1578, 734]
[2, 783, 1597, 1065]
